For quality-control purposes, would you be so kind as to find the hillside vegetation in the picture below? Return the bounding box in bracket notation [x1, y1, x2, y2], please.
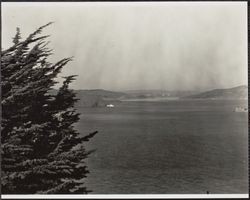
[184, 85, 248, 99]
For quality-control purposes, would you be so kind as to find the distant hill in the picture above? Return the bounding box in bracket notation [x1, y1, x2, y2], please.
[184, 85, 248, 99]
[50, 89, 125, 107]
[50, 86, 247, 107]
[74, 89, 125, 107]
[74, 89, 201, 105]
[122, 90, 199, 99]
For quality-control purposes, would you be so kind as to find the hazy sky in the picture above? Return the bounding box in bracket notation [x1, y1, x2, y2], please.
[2, 2, 248, 91]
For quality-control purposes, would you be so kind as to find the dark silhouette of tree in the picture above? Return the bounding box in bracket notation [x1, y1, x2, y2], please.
[1, 23, 97, 194]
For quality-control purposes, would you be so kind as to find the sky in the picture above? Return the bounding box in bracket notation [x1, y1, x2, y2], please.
[1, 2, 248, 91]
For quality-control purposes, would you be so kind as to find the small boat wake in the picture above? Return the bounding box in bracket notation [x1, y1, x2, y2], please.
[106, 104, 115, 108]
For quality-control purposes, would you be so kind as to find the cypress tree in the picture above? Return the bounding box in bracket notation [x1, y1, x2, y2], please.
[1, 23, 97, 194]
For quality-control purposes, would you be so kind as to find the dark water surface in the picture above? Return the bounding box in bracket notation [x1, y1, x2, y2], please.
[75, 99, 248, 194]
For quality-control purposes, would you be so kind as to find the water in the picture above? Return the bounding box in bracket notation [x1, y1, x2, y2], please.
[75, 99, 248, 194]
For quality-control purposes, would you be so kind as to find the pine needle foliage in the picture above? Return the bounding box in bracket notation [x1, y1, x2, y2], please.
[1, 23, 98, 194]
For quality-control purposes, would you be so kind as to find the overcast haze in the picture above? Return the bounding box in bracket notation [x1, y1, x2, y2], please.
[2, 2, 248, 91]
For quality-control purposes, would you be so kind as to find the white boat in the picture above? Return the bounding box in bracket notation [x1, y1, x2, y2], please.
[106, 104, 114, 108]
[234, 106, 248, 112]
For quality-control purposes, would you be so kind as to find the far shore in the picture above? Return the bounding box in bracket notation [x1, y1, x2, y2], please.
[120, 97, 179, 102]
[120, 97, 248, 102]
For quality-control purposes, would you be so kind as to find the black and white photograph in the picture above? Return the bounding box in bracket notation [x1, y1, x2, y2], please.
[1, 1, 248, 198]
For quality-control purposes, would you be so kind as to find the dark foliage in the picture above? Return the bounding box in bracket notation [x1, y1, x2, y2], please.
[1, 23, 97, 194]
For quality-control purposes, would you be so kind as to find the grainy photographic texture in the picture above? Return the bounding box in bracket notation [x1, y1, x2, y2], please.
[1, 1, 248, 196]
